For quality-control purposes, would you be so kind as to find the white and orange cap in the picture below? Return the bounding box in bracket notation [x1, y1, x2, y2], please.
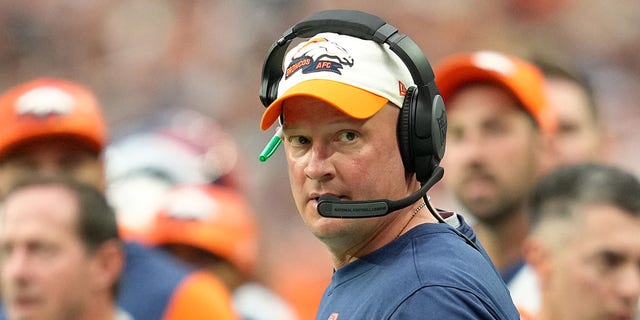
[0, 78, 108, 157]
[435, 51, 557, 134]
[260, 32, 415, 130]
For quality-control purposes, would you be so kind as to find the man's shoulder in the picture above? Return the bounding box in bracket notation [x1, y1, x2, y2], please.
[409, 225, 504, 284]
[118, 241, 200, 319]
[123, 241, 196, 288]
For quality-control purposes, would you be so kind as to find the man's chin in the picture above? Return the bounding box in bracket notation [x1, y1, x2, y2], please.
[8, 303, 42, 320]
[310, 216, 361, 243]
[460, 198, 500, 221]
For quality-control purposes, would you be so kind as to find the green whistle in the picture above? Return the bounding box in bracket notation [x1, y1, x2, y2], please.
[259, 127, 284, 162]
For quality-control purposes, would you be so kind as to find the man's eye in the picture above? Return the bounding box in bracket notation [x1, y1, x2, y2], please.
[0, 243, 12, 259]
[447, 126, 465, 143]
[288, 135, 310, 146]
[338, 131, 358, 142]
[599, 251, 625, 270]
[484, 120, 509, 136]
[30, 242, 59, 258]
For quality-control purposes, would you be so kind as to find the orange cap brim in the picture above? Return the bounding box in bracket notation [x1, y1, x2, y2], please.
[260, 79, 389, 130]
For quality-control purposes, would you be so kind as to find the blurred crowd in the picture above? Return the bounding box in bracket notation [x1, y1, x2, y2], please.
[0, 0, 638, 319]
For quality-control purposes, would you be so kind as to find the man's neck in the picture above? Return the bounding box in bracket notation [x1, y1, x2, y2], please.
[474, 209, 529, 274]
[80, 298, 117, 320]
[327, 203, 437, 269]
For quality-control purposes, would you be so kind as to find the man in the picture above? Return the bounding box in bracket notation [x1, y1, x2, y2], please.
[143, 183, 299, 320]
[522, 163, 640, 320]
[435, 51, 557, 286]
[533, 57, 610, 165]
[0, 78, 238, 320]
[257, 10, 518, 319]
[0, 176, 129, 320]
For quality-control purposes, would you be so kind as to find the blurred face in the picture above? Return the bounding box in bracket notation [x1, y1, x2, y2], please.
[0, 137, 105, 197]
[281, 97, 412, 258]
[543, 204, 640, 320]
[0, 185, 96, 320]
[442, 84, 545, 224]
[545, 77, 605, 165]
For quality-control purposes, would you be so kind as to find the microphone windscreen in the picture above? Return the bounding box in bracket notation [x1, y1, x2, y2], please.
[317, 195, 390, 218]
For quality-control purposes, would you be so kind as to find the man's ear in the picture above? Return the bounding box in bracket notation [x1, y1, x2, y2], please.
[90, 239, 125, 294]
[522, 237, 552, 289]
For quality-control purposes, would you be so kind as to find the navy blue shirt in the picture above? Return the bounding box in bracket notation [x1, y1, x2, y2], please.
[118, 241, 195, 320]
[316, 221, 519, 319]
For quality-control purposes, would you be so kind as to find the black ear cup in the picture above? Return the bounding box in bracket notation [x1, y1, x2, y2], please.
[397, 86, 416, 176]
[410, 91, 444, 183]
[398, 86, 447, 183]
[431, 94, 447, 163]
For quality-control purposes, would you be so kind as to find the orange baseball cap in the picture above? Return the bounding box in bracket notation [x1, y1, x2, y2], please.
[146, 184, 258, 275]
[435, 51, 557, 133]
[0, 78, 108, 158]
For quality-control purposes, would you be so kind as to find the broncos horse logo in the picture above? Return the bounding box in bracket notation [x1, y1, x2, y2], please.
[15, 86, 75, 118]
[285, 37, 355, 79]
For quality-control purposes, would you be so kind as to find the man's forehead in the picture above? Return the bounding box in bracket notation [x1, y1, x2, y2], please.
[2, 186, 78, 229]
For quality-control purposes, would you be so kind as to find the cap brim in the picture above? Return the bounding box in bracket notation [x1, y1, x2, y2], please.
[0, 132, 104, 159]
[260, 79, 388, 130]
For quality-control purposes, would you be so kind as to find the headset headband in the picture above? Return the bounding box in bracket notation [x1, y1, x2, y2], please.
[259, 10, 436, 108]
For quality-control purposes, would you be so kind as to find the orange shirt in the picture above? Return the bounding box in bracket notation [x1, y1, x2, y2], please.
[164, 271, 239, 320]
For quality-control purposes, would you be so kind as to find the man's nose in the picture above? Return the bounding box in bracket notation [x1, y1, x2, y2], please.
[304, 144, 336, 182]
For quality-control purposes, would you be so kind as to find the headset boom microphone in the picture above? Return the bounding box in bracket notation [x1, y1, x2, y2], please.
[317, 166, 444, 218]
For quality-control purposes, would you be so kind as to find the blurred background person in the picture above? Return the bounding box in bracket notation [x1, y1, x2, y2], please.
[0, 78, 239, 320]
[0, 79, 108, 195]
[434, 50, 557, 307]
[142, 183, 298, 320]
[103, 107, 298, 319]
[522, 163, 640, 320]
[105, 107, 246, 238]
[0, 176, 128, 320]
[532, 56, 612, 166]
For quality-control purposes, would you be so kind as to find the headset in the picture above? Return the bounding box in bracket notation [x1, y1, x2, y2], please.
[259, 9, 446, 184]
